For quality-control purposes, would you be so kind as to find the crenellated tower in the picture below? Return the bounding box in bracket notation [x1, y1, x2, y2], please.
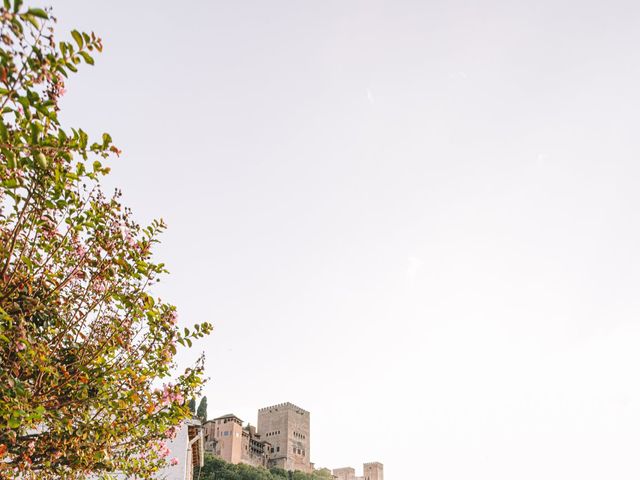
[257, 402, 311, 473]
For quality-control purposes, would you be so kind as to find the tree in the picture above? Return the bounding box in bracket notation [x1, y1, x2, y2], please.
[0, 3, 212, 479]
[189, 398, 197, 416]
[197, 396, 208, 422]
[200, 454, 335, 480]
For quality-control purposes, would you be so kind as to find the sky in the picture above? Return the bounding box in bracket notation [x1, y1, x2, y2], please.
[52, 1, 640, 478]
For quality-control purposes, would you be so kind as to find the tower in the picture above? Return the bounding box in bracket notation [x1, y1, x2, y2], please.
[257, 402, 311, 473]
[363, 462, 384, 480]
[333, 467, 356, 480]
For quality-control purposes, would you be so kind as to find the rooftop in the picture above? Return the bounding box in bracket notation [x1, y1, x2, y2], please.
[213, 413, 243, 422]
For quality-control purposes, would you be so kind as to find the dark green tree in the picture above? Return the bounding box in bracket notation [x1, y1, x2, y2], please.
[189, 397, 197, 415]
[197, 396, 208, 422]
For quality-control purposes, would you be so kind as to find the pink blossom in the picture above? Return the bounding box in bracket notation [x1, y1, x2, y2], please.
[168, 311, 178, 325]
[158, 443, 170, 458]
[75, 243, 87, 257]
[120, 226, 135, 246]
[94, 280, 107, 294]
[170, 458, 179, 466]
[159, 383, 184, 407]
[15, 341, 26, 352]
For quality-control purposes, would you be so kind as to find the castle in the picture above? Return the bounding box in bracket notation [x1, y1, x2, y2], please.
[202, 402, 383, 479]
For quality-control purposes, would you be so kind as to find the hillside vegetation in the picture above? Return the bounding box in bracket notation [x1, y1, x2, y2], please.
[201, 454, 333, 480]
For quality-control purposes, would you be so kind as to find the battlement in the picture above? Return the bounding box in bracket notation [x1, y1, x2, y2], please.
[364, 462, 383, 467]
[258, 402, 309, 415]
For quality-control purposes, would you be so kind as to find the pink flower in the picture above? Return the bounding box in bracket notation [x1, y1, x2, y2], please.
[158, 383, 185, 408]
[94, 280, 107, 294]
[120, 226, 135, 246]
[75, 243, 87, 258]
[159, 444, 170, 458]
[15, 341, 26, 352]
[170, 457, 179, 466]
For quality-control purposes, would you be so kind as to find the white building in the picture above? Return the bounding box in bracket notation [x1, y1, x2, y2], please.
[160, 418, 205, 480]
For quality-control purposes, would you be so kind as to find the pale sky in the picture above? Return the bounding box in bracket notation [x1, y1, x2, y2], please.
[54, 1, 640, 479]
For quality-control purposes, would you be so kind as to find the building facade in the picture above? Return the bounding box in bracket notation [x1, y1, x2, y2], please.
[203, 414, 272, 468]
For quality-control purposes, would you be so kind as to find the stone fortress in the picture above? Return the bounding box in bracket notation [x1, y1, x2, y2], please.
[202, 402, 383, 479]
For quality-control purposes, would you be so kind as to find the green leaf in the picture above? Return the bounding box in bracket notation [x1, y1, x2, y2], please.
[17, 96, 29, 111]
[71, 30, 84, 49]
[26, 7, 47, 18]
[78, 129, 88, 149]
[3, 0, 10, 10]
[30, 122, 39, 143]
[7, 417, 20, 428]
[12, 0, 22, 13]
[78, 50, 94, 65]
[2, 177, 19, 188]
[5, 151, 15, 169]
[23, 13, 38, 29]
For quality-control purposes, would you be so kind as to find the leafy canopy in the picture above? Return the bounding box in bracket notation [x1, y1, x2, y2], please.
[0, 2, 211, 478]
[201, 455, 335, 480]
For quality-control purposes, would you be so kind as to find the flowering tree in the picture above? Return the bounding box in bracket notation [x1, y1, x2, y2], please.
[0, 2, 212, 478]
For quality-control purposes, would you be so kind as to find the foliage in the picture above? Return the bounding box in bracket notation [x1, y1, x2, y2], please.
[189, 398, 196, 416]
[196, 396, 208, 422]
[0, 2, 212, 478]
[200, 454, 334, 480]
